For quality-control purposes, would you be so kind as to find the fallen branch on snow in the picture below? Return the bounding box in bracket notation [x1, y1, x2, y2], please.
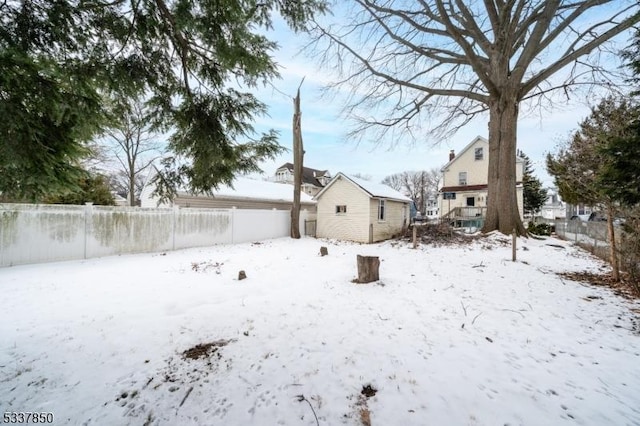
[296, 394, 319, 426]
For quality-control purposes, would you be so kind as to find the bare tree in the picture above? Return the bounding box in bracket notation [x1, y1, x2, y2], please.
[309, 1, 640, 234]
[351, 173, 373, 181]
[108, 171, 146, 201]
[382, 169, 440, 213]
[105, 99, 163, 206]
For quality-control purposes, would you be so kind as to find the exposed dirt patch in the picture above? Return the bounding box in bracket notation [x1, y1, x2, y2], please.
[361, 384, 377, 398]
[191, 260, 223, 273]
[558, 271, 639, 300]
[182, 339, 233, 360]
[358, 404, 371, 426]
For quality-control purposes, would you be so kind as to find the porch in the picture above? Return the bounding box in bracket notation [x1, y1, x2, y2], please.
[443, 206, 486, 229]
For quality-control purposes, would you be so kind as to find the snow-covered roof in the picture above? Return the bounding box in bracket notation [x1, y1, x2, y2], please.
[315, 172, 412, 203]
[208, 177, 315, 203]
[142, 166, 315, 205]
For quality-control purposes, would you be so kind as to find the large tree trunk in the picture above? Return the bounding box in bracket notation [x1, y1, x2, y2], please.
[482, 97, 526, 236]
[291, 86, 303, 239]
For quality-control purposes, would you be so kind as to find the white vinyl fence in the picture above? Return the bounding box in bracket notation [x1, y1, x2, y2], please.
[0, 203, 314, 267]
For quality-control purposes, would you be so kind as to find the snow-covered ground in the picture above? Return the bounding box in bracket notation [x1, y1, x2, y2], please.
[1, 234, 639, 426]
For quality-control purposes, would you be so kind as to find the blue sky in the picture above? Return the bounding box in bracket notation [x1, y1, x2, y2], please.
[248, 6, 636, 187]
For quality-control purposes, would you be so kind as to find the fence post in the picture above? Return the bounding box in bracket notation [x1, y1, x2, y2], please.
[172, 206, 179, 250]
[231, 207, 236, 244]
[84, 202, 93, 259]
[300, 209, 307, 237]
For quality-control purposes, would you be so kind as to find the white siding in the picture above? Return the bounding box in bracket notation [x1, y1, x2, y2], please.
[369, 199, 409, 242]
[316, 176, 371, 243]
[442, 139, 489, 188]
[440, 137, 524, 220]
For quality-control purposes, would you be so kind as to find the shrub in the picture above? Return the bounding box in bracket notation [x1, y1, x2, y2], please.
[527, 221, 553, 236]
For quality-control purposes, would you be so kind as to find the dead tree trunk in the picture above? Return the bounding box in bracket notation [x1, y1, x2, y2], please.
[356, 255, 380, 283]
[291, 81, 304, 239]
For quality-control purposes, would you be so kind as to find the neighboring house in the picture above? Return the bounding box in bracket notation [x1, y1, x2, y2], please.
[566, 203, 595, 219]
[273, 162, 331, 196]
[439, 136, 524, 223]
[314, 173, 411, 243]
[140, 168, 316, 211]
[540, 189, 566, 220]
[425, 196, 439, 219]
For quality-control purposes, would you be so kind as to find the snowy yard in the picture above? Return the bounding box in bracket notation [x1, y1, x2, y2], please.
[1, 234, 639, 425]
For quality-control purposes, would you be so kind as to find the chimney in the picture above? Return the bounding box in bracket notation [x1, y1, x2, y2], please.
[449, 150, 455, 161]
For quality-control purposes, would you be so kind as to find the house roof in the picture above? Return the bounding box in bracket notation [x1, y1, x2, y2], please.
[441, 135, 524, 171]
[276, 162, 331, 187]
[211, 177, 315, 203]
[315, 173, 412, 203]
[144, 166, 315, 204]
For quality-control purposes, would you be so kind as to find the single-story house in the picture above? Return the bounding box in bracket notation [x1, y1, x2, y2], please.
[314, 173, 412, 243]
[140, 168, 316, 212]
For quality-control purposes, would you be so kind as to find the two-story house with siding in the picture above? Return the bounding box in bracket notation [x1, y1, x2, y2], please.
[273, 163, 331, 196]
[439, 136, 524, 226]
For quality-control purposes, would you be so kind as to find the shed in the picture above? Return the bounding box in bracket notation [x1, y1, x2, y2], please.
[314, 173, 411, 243]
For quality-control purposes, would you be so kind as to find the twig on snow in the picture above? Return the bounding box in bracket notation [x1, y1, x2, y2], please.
[472, 312, 483, 325]
[377, 313, 389, 321]
[296, 394, 320, 426]
[501, 309, 525, 318]
[460, 301, 468, 317]
[179, 386, 194, 409]
[472, 261, 485, 268]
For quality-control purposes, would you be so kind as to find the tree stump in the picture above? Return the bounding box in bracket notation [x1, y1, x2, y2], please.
[238, 270, 247, 280]
[356, 255, 380, 283]
[320, 246, 328, 256]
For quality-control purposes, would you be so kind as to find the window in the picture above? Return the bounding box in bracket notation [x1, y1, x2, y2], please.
[336, 205, 347, 214]
[443, 192, 456, 200]
[378, 199, 385, 221]
[459, 172, 467, 186]
[475, 147, 484, 160]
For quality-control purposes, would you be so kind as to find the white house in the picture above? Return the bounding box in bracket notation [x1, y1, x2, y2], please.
[314, 173, 412, 243]
[540, 188, 566, 220]
[439, 136, 524, 222]
[140, 168, 316, 212]
[425, 196, 439, 219]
